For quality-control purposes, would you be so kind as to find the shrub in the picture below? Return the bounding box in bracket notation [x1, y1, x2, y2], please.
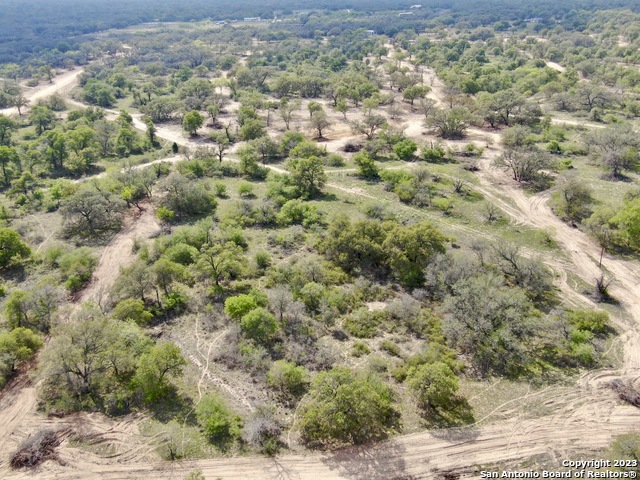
[240, 308, 278, 344]
[352, 341, 371, 357]
[0, 228, 31, 269]
[567, 309, 609, 334]
[267, 360, 310, 400]
[224, 294, 258, 320]
[298, 367, 399, 445]
[344, 309, 384, 338]
[421, 145, 446, 163]
[113, 299, 154, 324]
[238, 181, 254, 197]
[58, 247, 97, 292]
[195, 394, 242, 445]
[214, 182, 228, 198]
[380, 340, 401, 357]
[406, 362, 460, 412]
[164, 243, 199, 265]
[326, 153, 345, 167]
[156, 206, 176, 223]
[393, 139, 418, 161]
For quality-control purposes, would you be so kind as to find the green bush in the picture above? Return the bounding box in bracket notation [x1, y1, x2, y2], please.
[406, 362, 460, 412]
[326, 153, 345, 167]
[421, 145, 447, 162]
[240, 308, 278, 344]
[267, 360, 310, 399]
[238, 181, 254, 197]
[298, 367, 399, 445]
[113, 299, 154, 324]
[567, 309, 609, 335]
[58, 247, 97, 292]
[276, 199, 324, 227]
[344, 309, 384, 338]
[380, 340, 401, 357]
[225, 294, 259, 320]
[352, 341, 371, 357]
[195, 394, 243, 445]
[214, 182, 228, 198]
[0, 228, 31, 269]
[164, 243, 199, 265]
[156, 206, 176, 223]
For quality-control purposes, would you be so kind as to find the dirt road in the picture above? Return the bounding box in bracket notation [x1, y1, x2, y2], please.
[0, 69, 84, 116]
[78, 206, 162, 306]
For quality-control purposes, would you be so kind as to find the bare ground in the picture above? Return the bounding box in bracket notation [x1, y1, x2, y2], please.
[78, 205, 162, 306]
[0, 69, 84, 117]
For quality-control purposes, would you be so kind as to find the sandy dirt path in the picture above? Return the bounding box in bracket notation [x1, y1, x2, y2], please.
[78, 207, 162, 306]
[0, 69, 84, 116]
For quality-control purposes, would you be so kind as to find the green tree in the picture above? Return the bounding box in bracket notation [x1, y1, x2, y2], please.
[209, 131, 231, 162]
[402, 85, 431, 106]
[307, 101, 323, 118]
[145, 117, 157, 146]
[299, 367, 399, 445]
[443, 274, 539, 377]
[134, 342, 186, 402]
[240, 308, 278, 344]
[287, 156, 327, 198]
[152, 259, 185, 296]
[310, 110, 331, 139]
[158, 173, 217, 217]
[11, 94, 29, 116]
[425, 107, 476, 139]
[334, 98, 348, 119]
[195, 394, 242, 445]
[183, 110, 204, 136]
[353, 151, 379, 179]
[113, 299, 154, 325]
[238, 118, 266, 141]
[587, 124, 640, 178]
[267, 360, 310, 401]
[0, 228, 30, 269]
[60, 189, 126, 237]
[39, 314, 151, 411]
[494, 147, 552, 183]
[551, 175, 593, 223]
[224, 294, 259, 320]
[319, 215, 387, 274]
[612, 198, 640, 251]
[352, 114, 387, 140]
[29, 105, 56, 135]
[383, 222, 448, 287]
[0, 115, 17, 146]
[406, 362, 459, 413]
[393, 139, 418, 161]
[0, 327, 42, 384]
[197, 242, 246, 287]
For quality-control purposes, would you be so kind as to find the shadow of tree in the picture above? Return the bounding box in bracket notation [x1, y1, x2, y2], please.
[421, 397, 476, 429]
[262, 456, 302, 480]
[321, 440, 414, 480]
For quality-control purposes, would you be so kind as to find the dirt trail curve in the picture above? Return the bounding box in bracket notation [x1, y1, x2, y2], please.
[0, 69, 84, 116]
[5, 403, 640, 480]
[4, 57, 640, 480]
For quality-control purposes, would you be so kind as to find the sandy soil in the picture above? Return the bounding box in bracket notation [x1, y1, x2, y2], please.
[78, 206, 162, 306]
[545, 61, 566, 73]
[0, 69, 84, 116]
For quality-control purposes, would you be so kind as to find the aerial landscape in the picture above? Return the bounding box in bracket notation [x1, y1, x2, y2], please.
[1, 0, 640, 478]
